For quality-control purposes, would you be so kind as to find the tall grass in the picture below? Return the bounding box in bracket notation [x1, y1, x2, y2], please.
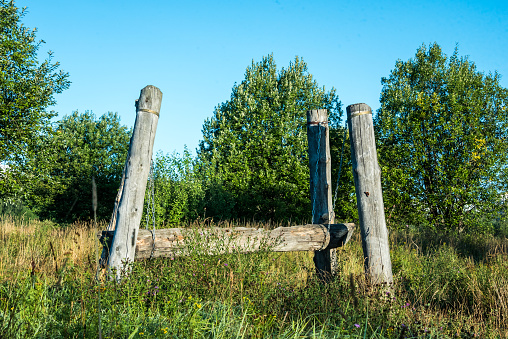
[0, 216, 506, 338]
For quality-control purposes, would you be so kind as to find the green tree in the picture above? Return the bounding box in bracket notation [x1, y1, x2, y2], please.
[142, 149, 205, 228]
[26, 111, 131, 222]
[198, 54, 353, 222]
[0, 1, 69, 197]
[375, 43, 508, 234]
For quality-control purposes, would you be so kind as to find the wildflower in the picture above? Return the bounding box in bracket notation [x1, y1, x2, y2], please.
[354, 324, 360, 328]
[224, 263, 228, 266]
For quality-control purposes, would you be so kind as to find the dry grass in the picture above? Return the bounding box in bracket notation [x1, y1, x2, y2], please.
[0, 217, 507, 337]
[0, 216, 101, 279]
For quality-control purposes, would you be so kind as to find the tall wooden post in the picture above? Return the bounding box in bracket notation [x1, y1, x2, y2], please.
[347, 103, 393, 285]
[307, 109, 337, 278]
[107, 85, 163, 280]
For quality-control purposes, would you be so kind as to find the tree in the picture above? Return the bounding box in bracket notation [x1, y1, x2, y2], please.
[0, 1, 69, 198]
[374, 43, 508, 234]
[142, 149, 205, 227]
[198, 54, 352, 222]
[26, 111, 131, 222]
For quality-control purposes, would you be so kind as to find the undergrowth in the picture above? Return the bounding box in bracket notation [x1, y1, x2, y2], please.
[0, 216, 506, 338]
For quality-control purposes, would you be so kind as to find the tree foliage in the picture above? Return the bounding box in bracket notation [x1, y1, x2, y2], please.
[142, 149, 205, 228]
[375, 43, 508, 234]
[26, 111, 131, 222]
[198, 54, 352, 222]
[0, 1, 69, 198]
[0, 1, 69, 163]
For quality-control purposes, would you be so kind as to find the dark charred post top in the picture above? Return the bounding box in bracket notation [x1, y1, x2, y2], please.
[347, 103, 393, 285]
[306, 109, 338, 278]
[107, 85, 162, 281]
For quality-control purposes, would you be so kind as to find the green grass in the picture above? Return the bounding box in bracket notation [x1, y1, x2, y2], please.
[0, 216, 507, 338]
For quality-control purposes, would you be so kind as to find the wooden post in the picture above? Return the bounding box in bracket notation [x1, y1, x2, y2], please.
[307, 109, 337, 278]
[347, 103, 393, 285]
[98, 163, 125, 267]
[107, 85, 163, 280]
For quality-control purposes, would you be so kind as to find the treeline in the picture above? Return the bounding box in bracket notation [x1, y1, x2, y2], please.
[1, 2, 508, 236]
[15, 55, 357, 227]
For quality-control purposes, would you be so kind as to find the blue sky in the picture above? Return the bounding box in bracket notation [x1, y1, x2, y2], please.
[21, 0, 508, 156]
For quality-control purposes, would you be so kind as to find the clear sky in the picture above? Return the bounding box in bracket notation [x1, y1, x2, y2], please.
[20, 0, 508, 156]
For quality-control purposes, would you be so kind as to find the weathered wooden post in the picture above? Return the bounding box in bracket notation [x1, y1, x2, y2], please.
[347, 103, 393, 285]
[307, 109, 337, 278]
[107, 85, 163, 280]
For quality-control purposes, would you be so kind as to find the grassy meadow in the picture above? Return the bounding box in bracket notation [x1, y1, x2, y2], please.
[0, 216, 507, 338]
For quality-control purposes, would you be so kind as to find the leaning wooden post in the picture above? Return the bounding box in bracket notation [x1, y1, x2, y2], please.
[347, 103, 393, 285]
[307, 109, 337, 278]
[107, 85, 163, 281]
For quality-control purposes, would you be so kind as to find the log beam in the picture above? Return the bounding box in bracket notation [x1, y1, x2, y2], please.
[99, 223, 354, 261]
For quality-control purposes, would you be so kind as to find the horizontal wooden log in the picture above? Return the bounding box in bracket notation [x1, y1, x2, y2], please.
[99, 223, 354, 261]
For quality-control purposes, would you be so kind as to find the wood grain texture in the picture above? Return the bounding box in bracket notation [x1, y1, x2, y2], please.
[99, 163, 126, 267]
[307, 109, 337, 277]
[100, 223, 355, 260]
[347, 103, 393, 285]
[107, 85, 162, 280]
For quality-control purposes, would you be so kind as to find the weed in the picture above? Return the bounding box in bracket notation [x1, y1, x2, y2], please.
[0, 218, 506, 337]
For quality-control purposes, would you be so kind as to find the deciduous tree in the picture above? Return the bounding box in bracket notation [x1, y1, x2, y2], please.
[0, 1, 69, 198]
[198, 54, 352, 222]
[27, 111, 131, 222]
[375, 43, 508, 234]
